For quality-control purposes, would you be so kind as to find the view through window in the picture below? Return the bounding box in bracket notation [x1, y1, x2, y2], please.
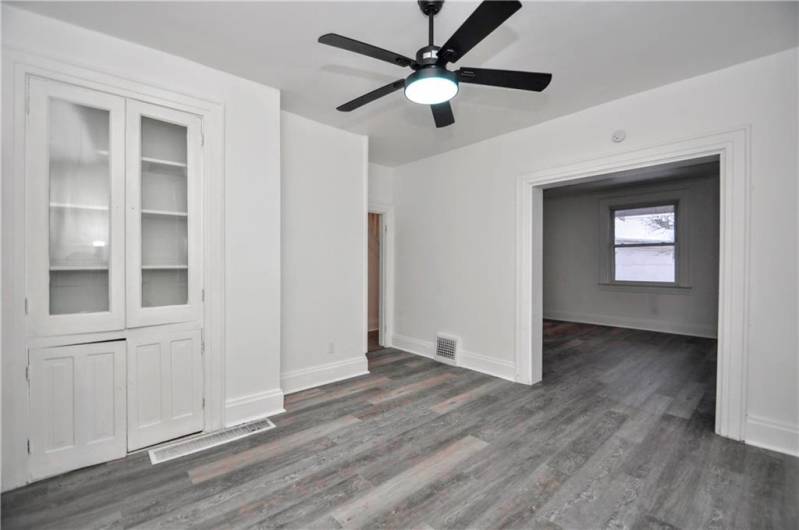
[613, 204, 676, 282]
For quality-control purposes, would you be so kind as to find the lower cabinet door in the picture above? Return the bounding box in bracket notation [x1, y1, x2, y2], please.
[29, 341, 127, 481]
[127, 328, 204, 450]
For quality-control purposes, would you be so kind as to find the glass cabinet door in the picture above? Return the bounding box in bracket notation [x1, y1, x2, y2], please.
[126, 101, 202, 327]
[27, 78, 126, 335]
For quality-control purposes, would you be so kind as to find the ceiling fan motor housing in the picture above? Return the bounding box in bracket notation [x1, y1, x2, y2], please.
[416, 45, 441, 67]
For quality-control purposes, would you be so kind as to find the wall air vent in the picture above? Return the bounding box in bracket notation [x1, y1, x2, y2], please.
[435, 333, 459, 366]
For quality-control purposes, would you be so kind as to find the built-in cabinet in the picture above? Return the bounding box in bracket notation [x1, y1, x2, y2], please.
[23, 76, 206, 480]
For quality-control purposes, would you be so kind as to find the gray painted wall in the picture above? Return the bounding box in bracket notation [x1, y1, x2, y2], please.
[543, 173, 720, 337]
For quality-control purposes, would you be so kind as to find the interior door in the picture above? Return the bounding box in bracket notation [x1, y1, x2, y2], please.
[125, 100, 203, 328]
[127, 327, 204, 450]
[29, 341, 126, 480]
[26, 77, 126, 336]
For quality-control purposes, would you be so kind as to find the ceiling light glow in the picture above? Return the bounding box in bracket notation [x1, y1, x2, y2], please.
[404, 68, 458, 105]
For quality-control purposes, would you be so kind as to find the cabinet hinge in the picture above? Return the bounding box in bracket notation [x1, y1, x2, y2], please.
[24, 297, 29, 315]
[27, 439, 31, 454]
[25, 364, 30, 382]
[201, 289, 205, 302]
[202, 398, 206, 409]
[201, 340, 205, 355]
[25, 77, 31, 116]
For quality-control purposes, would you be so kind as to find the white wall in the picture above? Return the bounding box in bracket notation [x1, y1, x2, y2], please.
[368, 163, 394, 206]
[2, 6, 282, 489]
[281, 111, 368, 394]
[543, 174, 719, 338]
[392, 49, 799, 455]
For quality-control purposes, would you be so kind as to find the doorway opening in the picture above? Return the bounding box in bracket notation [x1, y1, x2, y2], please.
[516, 129, 749, 440]
[541, 156, 720, 428]
[368, 212, 383, 352]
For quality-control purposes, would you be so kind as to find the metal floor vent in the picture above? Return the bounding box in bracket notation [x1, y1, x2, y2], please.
[435, 333, 459, 365]
[148, 419, 275, 465]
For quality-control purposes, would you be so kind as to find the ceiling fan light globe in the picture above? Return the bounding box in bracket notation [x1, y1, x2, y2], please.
[404, 69, 458, 105]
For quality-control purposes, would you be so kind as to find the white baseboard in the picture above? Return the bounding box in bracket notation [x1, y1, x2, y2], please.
[392, 333, 516, 382]
[281, 355, 369, 395]
[225, 388, 285, 428]
[459, 350, 516, 382]
[392, 334, 434, 358]
[544, 310, 717, 339]
[745, 415, 799, 457]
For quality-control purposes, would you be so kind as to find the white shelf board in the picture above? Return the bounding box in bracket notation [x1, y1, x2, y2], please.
[50, 265, 109, 271]
[141, 156, 187, 168]
[142, 265, 188, 270]
[141, 209, 188, 217]
[50, 202, 109, 212]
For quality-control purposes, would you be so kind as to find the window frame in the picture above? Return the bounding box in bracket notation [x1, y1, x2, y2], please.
[609, 200, 679, 286]
[597, 188, 691, 291]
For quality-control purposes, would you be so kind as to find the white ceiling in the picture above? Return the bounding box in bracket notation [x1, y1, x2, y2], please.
[15, 1, 799, 166]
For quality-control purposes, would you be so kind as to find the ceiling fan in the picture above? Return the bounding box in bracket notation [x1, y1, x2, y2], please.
[318, 0, 552, 128]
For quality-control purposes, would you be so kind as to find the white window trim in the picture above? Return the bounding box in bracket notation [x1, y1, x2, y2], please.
[597, 188, 691, 290]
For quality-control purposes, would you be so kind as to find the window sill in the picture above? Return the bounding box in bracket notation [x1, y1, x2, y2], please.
[598, 282, 693, 295]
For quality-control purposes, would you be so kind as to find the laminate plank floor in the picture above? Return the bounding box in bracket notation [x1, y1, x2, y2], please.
[3, 321, 797, 529]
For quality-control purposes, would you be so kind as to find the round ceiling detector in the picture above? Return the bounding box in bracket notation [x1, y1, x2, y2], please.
[404, 67, 458, 105]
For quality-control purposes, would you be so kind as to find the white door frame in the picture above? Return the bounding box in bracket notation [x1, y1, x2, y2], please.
[368, 202, 395, 349]
[515, 128, 750, 441]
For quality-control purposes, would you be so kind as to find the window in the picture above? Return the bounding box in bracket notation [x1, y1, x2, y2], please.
[612, 203, 676, 283]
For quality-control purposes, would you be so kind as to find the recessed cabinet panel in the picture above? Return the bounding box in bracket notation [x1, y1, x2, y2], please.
[27, 77, 126, 335]
[127, 328, 204, 451]
[135, 343, 163, 427]
[29, 341, 126, 481]
[126, 101, 202, 327]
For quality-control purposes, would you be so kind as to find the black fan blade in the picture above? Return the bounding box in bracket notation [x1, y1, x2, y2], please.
[337, 80, 405, 112]
[457, 67, 552, 92]
[437, 1, 522, 65]
[319, 33, 415, 68]
[431, 102, 455, 128]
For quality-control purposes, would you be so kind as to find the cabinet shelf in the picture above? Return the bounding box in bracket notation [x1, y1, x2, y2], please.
[142, 265, 188, 270]
[50, 202, 109, 212]
[141, 156, 187, 168]
[141, 209, 188, 217]
[50, 265, 109, 271]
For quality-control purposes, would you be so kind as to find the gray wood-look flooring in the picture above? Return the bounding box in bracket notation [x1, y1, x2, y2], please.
[3, 321, 797, 529]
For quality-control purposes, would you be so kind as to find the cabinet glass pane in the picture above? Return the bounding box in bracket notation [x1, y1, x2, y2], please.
[48, 98, 111, 315]
[140, 117, 188, 307]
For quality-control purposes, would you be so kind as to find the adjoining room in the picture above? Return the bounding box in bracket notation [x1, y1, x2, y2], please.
[541, 157, 720, 438]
